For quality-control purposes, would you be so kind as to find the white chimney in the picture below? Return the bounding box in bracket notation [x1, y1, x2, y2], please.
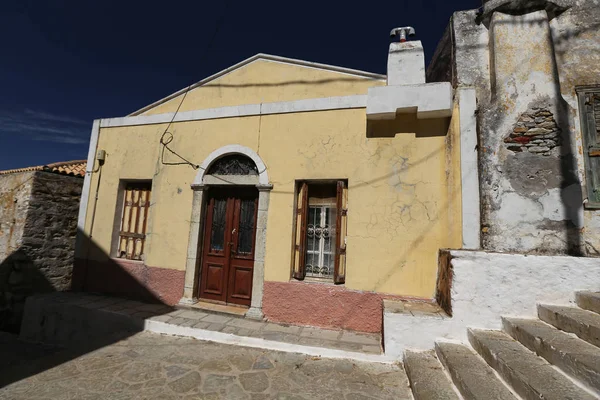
[387, 40, 426, 86]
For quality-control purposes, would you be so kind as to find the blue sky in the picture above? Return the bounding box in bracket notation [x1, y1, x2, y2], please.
[0, 0, 479, 170]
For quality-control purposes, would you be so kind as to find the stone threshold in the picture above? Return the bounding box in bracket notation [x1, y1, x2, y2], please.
[51, 293, 391, 363]
[177, 300, 248, 317]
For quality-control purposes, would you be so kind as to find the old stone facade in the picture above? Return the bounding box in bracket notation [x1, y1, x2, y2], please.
[428, 0, 600, 255]
[0, 167, 83, 331]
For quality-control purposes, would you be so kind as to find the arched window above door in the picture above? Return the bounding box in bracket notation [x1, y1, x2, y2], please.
[207, 154, 258, 176]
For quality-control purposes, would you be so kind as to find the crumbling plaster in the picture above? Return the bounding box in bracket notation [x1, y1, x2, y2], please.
[436, 1, 600, 255]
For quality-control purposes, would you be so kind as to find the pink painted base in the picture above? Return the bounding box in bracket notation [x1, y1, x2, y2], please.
[73, 258, 184, 305]
[262, 281, 424, 333]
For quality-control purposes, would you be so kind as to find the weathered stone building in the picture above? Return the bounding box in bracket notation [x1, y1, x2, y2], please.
[428, 0, 600, 255]
[0, 161, 85, 331]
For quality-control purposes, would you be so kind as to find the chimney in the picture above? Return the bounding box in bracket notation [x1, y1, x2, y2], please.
[387, 27, 425, 86]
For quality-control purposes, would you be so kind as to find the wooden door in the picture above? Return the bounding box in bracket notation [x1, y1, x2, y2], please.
[199, 187, 258, 306]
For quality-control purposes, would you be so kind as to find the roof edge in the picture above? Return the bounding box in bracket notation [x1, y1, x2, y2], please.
[129, 53, 386, 116]
[0, 160, 86, 177]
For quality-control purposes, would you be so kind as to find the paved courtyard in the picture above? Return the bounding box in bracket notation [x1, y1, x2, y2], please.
[0, 331, 410, 399]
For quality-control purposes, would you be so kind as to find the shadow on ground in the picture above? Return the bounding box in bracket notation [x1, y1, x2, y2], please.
[0, 231, 173, 389]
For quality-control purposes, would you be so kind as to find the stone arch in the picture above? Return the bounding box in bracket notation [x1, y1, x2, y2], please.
[182, 144, 271, 320]
[193, 145, 269, 187]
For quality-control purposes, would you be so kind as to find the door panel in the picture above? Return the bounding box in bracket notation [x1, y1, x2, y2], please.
[204, 263, 225, 295]
[199, 187, 258, 306]
[229, 265, 252, 300]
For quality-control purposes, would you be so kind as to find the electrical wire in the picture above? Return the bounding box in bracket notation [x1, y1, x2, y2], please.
[158, 1, 229, 169]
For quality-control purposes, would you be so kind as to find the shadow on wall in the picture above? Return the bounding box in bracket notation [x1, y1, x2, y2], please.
[0, 231, 174, 389]
[72, 229, 185, 305]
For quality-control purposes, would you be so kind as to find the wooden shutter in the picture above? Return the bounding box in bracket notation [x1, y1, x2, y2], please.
[292, 182, 308, 280]
[581, 91, 600, 205]
[334, 180, 348, 284]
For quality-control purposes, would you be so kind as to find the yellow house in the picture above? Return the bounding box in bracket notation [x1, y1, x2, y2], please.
[74, 48, 462, 333]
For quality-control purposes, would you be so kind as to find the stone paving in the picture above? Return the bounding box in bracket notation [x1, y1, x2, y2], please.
[62, 293, 382, 355]
[0, 331, 410, 400]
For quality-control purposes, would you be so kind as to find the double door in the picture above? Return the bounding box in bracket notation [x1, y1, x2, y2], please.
[199, 187, 258, 306]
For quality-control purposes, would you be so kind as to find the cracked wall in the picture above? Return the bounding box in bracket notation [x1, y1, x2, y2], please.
[433, 1, 600, 254]
[82, 61, 462, 299]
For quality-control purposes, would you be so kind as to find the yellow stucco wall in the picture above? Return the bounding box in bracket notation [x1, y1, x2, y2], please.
[138, 59, 385, 115]
[83, 61, 462, 299]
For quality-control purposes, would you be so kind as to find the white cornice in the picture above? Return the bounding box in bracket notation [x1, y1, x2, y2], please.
[100, 95, 368, 128]
[129, 53, 385, 116]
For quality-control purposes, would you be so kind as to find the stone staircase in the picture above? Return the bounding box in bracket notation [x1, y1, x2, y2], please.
[404, 291, 600, 399]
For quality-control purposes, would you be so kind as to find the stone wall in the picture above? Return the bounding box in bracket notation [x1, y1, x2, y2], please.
[0, 171, 82, 332]
[0, 172, 35, 262]
[430, 0, 600, 255]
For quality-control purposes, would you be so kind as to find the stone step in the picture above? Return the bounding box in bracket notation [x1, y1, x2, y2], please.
[404, 349, 459, 400]
[577, 291, 600, 315]
[434, 341, 517, 400]
[468, 328, 596, 400]
[502, 317, 600, 393]
[538, 304, 600, 347]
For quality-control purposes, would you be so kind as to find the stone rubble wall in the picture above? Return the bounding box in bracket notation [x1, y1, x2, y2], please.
[0, 171, 82, 332]
[22, 172, 82, 291]
[0, 172, 35, 263]
[504, 107, 561, 156]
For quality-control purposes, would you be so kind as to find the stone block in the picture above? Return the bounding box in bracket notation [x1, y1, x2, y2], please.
[468, 328, 595, 400]
[339, 331, 381, 346]
[538, 304, 600, 347]
[435, 341, 516, 400]
[503, 317, 600, 392]
[404, 350, 459, 400]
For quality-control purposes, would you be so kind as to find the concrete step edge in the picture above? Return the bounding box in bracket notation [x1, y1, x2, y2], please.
[502, 316, 600, 394]
[576, 291, 600, 315]
[404, 349, 460, 400]
[468, 328, 597, 400]
[435, 340, 518, 400]
[538, 304, 600, 348]
[144, 319, 394, 364]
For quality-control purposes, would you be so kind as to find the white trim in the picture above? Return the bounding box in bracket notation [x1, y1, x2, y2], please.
[75, 120, 100, 258]
[144, 319, 395, 363]
[100, 95, 367, 128]
[129, 53, 385, 116]
[458, 88, 481, 249]
[366, 82, 453, 120]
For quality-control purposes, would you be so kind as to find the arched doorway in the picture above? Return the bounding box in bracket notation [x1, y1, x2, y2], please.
[199, 155, 259, 306]
[181, 145, 271, 319]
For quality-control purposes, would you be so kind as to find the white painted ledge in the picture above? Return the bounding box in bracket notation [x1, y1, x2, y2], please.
[366, 82, 453, 120]
[144, 319, 394, 364]
[100, 95, 367, 128]
[384, 250, 600, 357]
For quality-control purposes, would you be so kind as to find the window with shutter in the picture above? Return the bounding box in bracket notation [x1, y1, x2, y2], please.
[291, 180, 348, 283]
[116, 181, 152, 260]
[577, 88, 600, 208]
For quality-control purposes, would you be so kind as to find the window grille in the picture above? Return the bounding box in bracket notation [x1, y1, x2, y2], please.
[207, 154, 258, 176]
[292, 181, 347, 283]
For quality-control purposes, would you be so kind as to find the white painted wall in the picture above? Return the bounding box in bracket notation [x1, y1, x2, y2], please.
[366, 82, 453, 120]
[384, 250, 600, 359]
[387, 41, 425, 86]
[458, 88, 480, 249]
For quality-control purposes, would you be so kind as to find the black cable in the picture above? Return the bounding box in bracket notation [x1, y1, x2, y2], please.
[160, 131, 199, 168]
[159, 2, 229, 169]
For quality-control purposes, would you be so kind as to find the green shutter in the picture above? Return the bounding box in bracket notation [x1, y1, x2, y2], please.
[579, 90, 600, 206]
